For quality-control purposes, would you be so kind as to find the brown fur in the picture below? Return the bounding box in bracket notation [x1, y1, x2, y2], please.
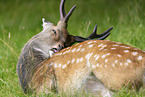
[29, 40, 145, 96]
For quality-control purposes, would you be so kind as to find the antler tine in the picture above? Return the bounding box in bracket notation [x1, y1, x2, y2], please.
[73, 25, 112, 43]
[64, 5, 76, 23]
[88, 25, 113, 39]
[87, 24, 97, 39]
[60, 0, 66, 19]
[60, 0, 76, 23]
[97, 32, 110, 40]
[96, 26, 113, 38]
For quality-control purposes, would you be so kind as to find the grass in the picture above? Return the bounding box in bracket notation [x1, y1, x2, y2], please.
[0, 0, 145, 96]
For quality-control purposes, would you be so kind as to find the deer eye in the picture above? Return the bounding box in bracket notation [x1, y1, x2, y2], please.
[52, 30, 57, 35]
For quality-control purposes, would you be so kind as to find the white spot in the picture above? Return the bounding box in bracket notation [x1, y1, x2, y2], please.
[127, 59, 132, 63]
[54, 63, 57, 68]
[116, 42, 122, 44]
[115, 60, 118, 63]
[123, 50, 129, 53]
[93, 40, 97, 43]
[101, 53, 110, 59]
[98, 44, 104, 47]
[105, 59, 108, 63]
[99, 45, 107, 50]
[120, 63, 123, 66]
[68, 49, 71, 53]
[125, 47, 131, 49]
[76, 58, 80, 63]
[76, 48, 81, 52]
[94, 54, 98, 58]
[120, 46, 130, 49]
[120, 46, 126, 48]
[66, 47, 71, 49]
[67, 50, 71, 53]
[62, 64, 67, 69]
[85, 53, 93, 59]
[92, 65, 96, 68]
[100, 65, 102, 67]
[137, 55, 143, 60]
[103, 49, 107, 51]
[71, 58, 75, 63]
[63, 51, 67, 55]
[117, 54, 122, 57]
[102, 55, 106, 58]
[113, 44, 119, 46]
[96, 63, 99, 67]
[79, 45, 82, 47]
[112, 63, 115, 67]
[104, 65, 107, 68]
[87, 41, 93, 44]
[111, 48, 116, 50]
[89, 44, 93, 48]
[85, 53, 93, 67]
[71, 48, 76, 52]
[63, 50, 70, 54]
[80, 58, 83, 62]
[106, 53, 111, 56]
[95, 55, 100, 61]
[125, 63, 128, 66]
[81, 48, 85, 52]
[49, 62, 53, 66]
[67, 60, 70, 64]
[132, 52, 138, 56]
[58, 64, 62, 67]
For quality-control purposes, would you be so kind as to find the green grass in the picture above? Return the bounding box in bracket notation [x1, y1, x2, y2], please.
[0, 0, 145, 96]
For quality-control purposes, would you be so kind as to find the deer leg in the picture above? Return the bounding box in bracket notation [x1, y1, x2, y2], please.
[82, 73, 113, 97]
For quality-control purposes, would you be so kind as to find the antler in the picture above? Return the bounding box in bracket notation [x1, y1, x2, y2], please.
[63, 25, 113, 48]
[60, 0, 76, 23]
[74, 25, 113, 42]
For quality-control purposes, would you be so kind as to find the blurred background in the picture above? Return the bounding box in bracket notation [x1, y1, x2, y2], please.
[0, 0, 145, 96]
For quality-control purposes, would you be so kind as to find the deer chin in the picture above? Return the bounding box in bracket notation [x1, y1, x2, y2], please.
[49, 50, 55, 57]
[49, 48, 58, 57]
[49, 48, 59, 57]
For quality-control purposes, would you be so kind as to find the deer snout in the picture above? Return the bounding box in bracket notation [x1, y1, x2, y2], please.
[51, 44, 64, 53]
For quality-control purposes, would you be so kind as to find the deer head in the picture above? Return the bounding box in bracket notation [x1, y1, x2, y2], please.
[30, 26, 145, 96]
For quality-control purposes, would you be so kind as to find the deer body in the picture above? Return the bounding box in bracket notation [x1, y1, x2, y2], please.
[32, 40, 145, 96]
[17, 0, 113, 94]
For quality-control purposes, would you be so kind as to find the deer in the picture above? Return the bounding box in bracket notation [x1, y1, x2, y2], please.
[17, 0, 113, 94]
[30, 26, 145, 96]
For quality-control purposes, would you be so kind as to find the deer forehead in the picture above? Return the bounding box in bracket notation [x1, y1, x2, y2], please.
[43, 23, 54, 31]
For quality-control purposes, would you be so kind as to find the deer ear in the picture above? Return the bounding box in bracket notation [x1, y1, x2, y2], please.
[42, 18, 53, 29]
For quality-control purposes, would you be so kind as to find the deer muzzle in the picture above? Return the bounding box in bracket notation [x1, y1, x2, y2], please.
[51, 44, 64, 53]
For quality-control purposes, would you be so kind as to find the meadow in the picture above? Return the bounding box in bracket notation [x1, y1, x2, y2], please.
[0, 0, 145, 96]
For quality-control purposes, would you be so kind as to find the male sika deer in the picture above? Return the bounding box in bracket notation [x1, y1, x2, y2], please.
[31, 26, 145, 96]
[17, 0, 112, 94]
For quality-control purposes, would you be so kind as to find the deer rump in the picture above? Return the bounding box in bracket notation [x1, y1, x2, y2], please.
[30, 40, 145, 96]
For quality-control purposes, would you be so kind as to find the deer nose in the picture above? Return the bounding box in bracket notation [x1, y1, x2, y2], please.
[59, 44, 64, 49]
